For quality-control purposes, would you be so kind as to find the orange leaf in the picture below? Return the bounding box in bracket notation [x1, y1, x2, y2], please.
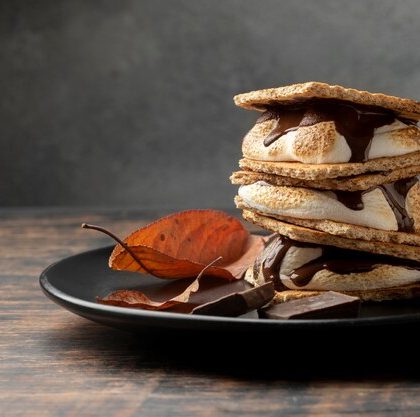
[109, 210, 263, 280]
[109, 245, 234, 279]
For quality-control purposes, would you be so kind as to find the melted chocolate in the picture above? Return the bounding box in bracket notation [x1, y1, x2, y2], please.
[260, 234, 293, 290]
[258, 235, 420, 290]
[257, 99, 414, 162]
[334, 190, 365, 211]
[333, 177, 418, 232]
[379, 177, 418, 232]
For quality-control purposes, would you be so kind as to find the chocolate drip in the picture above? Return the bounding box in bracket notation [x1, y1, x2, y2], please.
[332, 177, 418, 230]
[260, 108, 306, 147]
[334, 190, 365, 211]
[290, 250, 377, 288]
[260, 234, 293, 290]
[258, 235, 420, 289]
[258, 99, 413, 162]
[379, 177, 418, 232]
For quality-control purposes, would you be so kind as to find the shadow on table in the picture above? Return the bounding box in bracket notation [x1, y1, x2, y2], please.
[43, 318, 420, 380]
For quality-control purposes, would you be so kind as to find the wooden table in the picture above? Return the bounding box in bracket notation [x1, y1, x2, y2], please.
[2, 208, 420, 417]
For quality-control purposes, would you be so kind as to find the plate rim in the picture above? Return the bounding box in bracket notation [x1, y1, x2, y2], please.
[39, 246, 420, 329]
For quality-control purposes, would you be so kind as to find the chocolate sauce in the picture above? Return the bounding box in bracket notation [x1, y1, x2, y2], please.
[334, 190, 365, 211]
[258, 99, 413, 162]
[379, 177, 418, 232]
[332, 177, 418, 231]
[290, 248, 381, 288]
[258, 235, 420, 290]
[260, 234, 293, 290]
[259, 107, 306, 147]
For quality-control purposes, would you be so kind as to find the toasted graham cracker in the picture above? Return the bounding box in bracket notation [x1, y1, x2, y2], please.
[408, 182, 420, 229]
[261, 213, 420, 246]
[234, 82, 420, 119]
[272, 284, 420, 302]
[236, 196, 420, 247]
[241, 209, 420, 261]
[273, 290, 324, 303]
[231, 165, 420, 191]
[239, 151, 420, 180]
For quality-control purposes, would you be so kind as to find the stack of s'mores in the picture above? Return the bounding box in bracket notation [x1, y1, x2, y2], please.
[231, 82, 420, 302]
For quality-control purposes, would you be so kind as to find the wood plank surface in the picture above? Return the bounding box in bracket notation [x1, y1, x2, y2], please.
[1, 208, 420, 417]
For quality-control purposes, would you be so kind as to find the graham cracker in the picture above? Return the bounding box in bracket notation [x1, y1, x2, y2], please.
[239, 151, 420, 180]
[259, 213, 420, 247]
[272, 284, 420, 302]
[241, 208, 420, 261]
[231, 165, 420, 191]
[234, 82, 420, 119]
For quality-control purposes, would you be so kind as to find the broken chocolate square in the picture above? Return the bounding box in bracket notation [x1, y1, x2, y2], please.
[192, 282, 274, 317]
[259, 291, 360, 320]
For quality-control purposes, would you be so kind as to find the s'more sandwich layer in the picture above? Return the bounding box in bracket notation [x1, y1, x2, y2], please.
[232, 82, 420, 181]
[235, 175, 420, 253]
[231, 82, 420, 261]
[245, 234, 420, 302]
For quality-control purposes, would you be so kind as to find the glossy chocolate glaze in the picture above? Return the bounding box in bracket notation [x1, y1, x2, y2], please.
[379, 177, 418, 232]
[333, 176, 418, 232]
[257, 235, 420, 290]
[257, 99, 416, 162]
[334, 190, 365, 211]
[260, 234, 293, 290]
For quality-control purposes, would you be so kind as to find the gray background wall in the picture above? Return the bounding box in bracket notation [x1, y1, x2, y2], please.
[1, 0, 420, 209]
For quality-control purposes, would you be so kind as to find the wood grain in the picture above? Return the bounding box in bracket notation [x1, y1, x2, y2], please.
[1, 208, 420, 417]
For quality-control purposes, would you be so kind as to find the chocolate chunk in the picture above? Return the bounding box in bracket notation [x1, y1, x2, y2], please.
[192, 282, 274, 317]
[259, 291, 360, 320]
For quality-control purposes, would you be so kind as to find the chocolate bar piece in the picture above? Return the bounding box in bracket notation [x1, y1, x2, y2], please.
[259, 291, 360, 320]
[192, 282, 274, 317]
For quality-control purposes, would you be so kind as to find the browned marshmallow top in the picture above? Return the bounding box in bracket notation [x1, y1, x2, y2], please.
[241, 99, 420, 165]
[258, 99, 416, 162]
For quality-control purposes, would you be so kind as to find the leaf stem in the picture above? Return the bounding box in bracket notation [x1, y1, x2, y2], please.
[81, 223, 152, 273]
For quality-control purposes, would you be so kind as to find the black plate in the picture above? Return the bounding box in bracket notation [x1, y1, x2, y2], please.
[40, 246, 420, 334]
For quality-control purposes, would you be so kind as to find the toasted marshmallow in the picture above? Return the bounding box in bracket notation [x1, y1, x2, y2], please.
[243, 119, 420, 164]
[238, 182, 401, 231]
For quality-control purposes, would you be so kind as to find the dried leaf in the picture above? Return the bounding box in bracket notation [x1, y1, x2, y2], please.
[98, 275, 204, 310]
[85, 210, 267, 311]
[109, 210, 263, 280]
[223, 235, 264, 278]
[98, 256, 225, 310]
